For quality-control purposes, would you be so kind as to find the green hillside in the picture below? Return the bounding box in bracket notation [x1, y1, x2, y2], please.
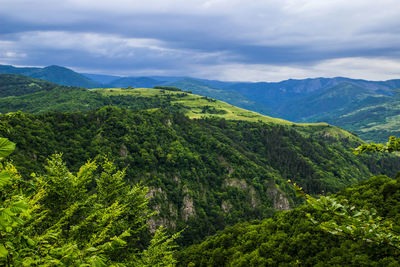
[277, 82, 382, 121]
[0, 74, 357, 142]
[327, 100, 400, 143]
[165, 78, 278, 117]
[2, 68, 400, 143]
[178, 174, 400, 266]
[0, 74, 57, 97]
[301, 93, 400, 143]
[92, 87, 358, 141]
[1, 73, 400, 265]
[1, 107, 399, 245]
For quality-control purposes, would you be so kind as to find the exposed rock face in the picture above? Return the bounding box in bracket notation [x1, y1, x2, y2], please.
[182, 195, 195, 221]
[225, 178, 247, 190]
[218, 155, 234, 175]
[224, 178, 258, 208]
[172, 175, 181, 183]
[120, 144, 128, 157]
[146, 187, 177, 232]
[266, 183, 290, 211]
[145, 187, 165, 199]
[248, 187, 258, 208]
[221, 200, 232, 213]
[148, 217, 169, 233]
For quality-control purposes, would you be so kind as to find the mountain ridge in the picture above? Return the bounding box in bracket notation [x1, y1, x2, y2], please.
[2, 64, 400, 142]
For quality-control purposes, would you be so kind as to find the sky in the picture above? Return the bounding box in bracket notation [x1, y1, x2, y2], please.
[1, 0, 400, 82]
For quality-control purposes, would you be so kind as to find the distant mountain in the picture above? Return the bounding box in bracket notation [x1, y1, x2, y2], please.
[165, 78, 278, 117]
[2, 75, 399, 245]
[82, 73, 121, 84]
[276, 82, 385, 121]
[0, 65, 40, 75]
[0, 64, 101, 88]
[207, 77, 400, 142]
[106, 76, 166, 88]
[221, 77, 396, 109]
[2, 64, 400, 141]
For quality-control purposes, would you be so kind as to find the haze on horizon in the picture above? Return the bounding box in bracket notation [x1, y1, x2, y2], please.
[1, 0, 400, 82]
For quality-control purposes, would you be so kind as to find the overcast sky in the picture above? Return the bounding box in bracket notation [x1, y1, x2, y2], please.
[1, 0, 400, 81]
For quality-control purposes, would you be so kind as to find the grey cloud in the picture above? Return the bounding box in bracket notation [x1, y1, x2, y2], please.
[1, 0, 400, 80]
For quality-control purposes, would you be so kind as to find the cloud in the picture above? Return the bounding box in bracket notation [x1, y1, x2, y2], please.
[193, 57, 400, 82]
[1, 0, 400, 81]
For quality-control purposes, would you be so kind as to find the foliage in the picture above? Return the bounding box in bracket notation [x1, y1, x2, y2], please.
[0, 138, 29, 264]
[0, 137, 180, 266]
[138, 226, 182, 267]
[0, 108, 399, 246]
[0, 74, 56, 98]
[291, 180, 400, 251]
[154, 86, 182, 91]
[354, 136, 400, 154]
[178, 175, 400, 266]
[288, 136, 400, 253]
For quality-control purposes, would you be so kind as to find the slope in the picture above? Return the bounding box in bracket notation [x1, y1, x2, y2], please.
[1, 107, 399, 246]
[0, 75, 355, 143]
[177, 175, 400, 266]
[164, 78, 278, 117]
[0, 74, 57, 97]
[319, 95, 400, 143]
[0, 64, 101, 88]
[277, 82, 387, 121]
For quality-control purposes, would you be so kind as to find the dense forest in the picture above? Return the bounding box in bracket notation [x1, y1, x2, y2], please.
[1, 74, 400, 265]
[177, 174, 400, 266]
[1, 107, 399, 247]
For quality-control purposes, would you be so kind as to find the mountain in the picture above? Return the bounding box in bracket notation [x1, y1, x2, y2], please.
[314, 93, 400, 142]
[1, 74, 399, 245]
[81, 73, 121, 84]
[2, 65, 400, 142]
[2, 107, 398, 245]
[276, 82, 386, 121]
[217, 77, 396, 111]
[0, 64, 40, 75]
[106, 76, 166, 88]
[164, 78, 278, 117]
[0, 64, 101, 88]
[212, 78, 400, 142]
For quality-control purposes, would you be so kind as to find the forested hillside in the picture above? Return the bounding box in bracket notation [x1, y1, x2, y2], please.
[178, 174, 400, 266]
[1, 107, 399, 245]
[0, 74, 57, 98]
[2, 68, 400, 143]
[1, 72, 400, 265]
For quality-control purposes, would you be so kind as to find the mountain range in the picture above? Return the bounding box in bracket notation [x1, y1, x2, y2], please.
[1, 64, 399, 142]
[1, 70, 400, 265]
[1, 73, 399, 246]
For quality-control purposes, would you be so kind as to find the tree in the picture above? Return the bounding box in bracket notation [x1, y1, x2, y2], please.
[291, 181, 400, 251]
[0, 137, 181, 266]
[0, 138, 30, 265]
[290, 136, 400, 252]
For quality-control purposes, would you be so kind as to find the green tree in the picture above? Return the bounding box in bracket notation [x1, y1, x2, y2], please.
[291, 136, 400, 251]
[0, 138, 30, 265]
[0, 137, 181, 266]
